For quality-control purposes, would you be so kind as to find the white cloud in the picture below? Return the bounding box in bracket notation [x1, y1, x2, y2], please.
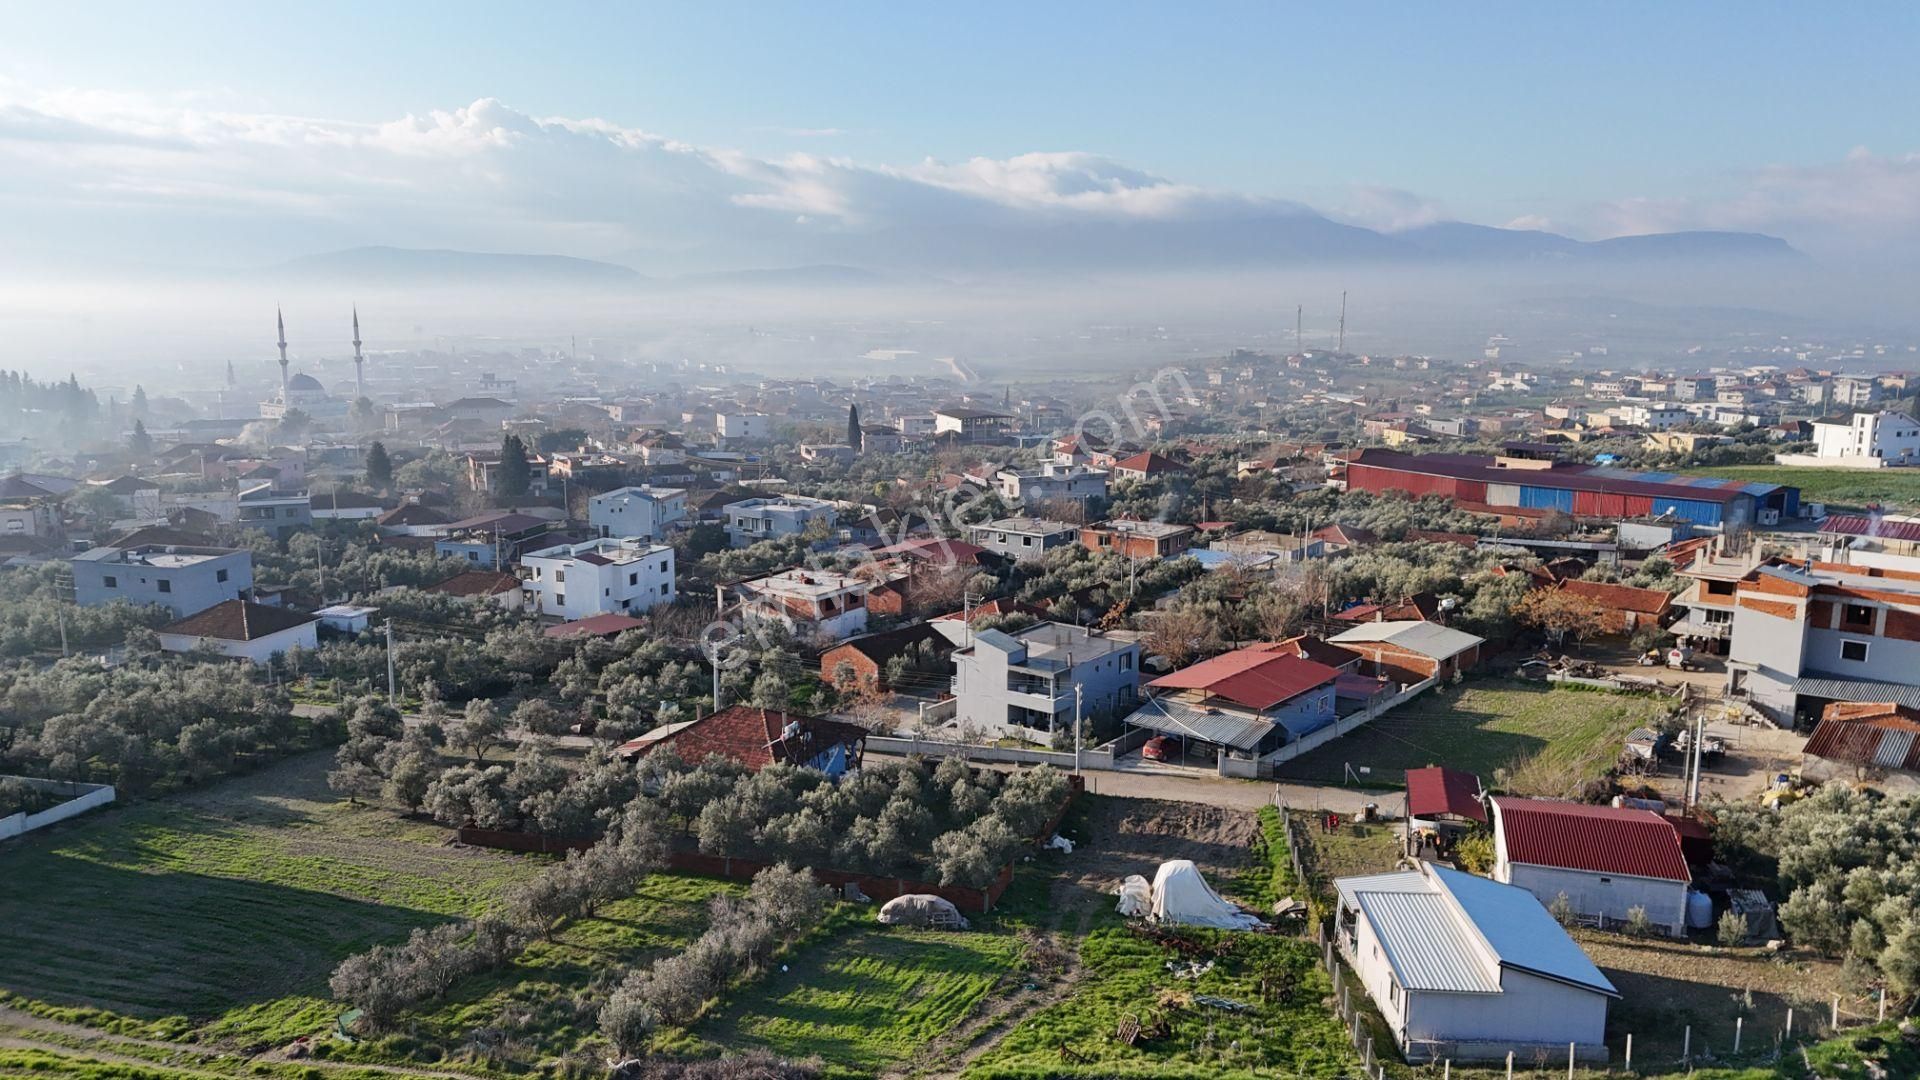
[1334, 185, 1449, 232]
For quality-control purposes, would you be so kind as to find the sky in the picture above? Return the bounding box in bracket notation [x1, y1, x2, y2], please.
[1, 2, 1917, 270]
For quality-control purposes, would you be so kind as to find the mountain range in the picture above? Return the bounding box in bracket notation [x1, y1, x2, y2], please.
[265, 216, 1802, 286]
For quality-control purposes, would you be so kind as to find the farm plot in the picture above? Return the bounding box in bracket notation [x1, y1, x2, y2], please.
[0, 749, 539, 1034]
[1271, 679, 1671, 796]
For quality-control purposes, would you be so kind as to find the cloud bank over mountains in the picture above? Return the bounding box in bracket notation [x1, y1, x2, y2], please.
[0, 88, 1910, 275]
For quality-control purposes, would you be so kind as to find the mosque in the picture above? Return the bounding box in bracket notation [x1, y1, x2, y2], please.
[257, 308, 364, 423]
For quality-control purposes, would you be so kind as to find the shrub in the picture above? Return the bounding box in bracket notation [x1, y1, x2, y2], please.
[1548, 891, 1575, 926]
[1718, 910, 1751, 947]
[598, 972, 659, 1058]
[748, 863, 832, 937]
[1624, 905, 1653, 938]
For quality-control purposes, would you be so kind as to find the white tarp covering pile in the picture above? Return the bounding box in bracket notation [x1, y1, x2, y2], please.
[1115, 874, 1153, 917]
[877, 893, 969, 929]
[1149, 859, 1265, 930]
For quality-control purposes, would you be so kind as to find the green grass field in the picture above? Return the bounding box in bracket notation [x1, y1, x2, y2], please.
[687, 924, 1024, 1076]
[1272, 679, 1671, 796]
[1679, 464, 1920, 510]
[0, 751, 541, 1034]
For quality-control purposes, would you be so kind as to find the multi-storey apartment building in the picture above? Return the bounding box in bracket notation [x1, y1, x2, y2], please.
[589, 485, 688, 540]
[71, 543, 254, 618]
[950, 622, 1141, 737]
[518, 537, 676, 620]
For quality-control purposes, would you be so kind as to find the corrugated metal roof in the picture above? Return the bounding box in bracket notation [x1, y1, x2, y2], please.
[1791, 672, 1920, 710]
[1493, 797, 1691, 882]
[1818, 515, 1920, 543]
[1122, 699, 1276, 751]
[1357, 891, 1502, 994]
[1805, 718, 1920, 772]
[1327, 620, 1484, 660]
[1337, 865, 1618, 998]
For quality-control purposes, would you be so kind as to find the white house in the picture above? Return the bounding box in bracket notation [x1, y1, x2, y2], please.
[156, 600, 320, 664]
[993, 463, 1109, 503]
[1336, 861, 1618, 1063]
[1781, 411, 1920, 469]
[519, 538, 676, 621]
[716, 412, 772, 441]
[589, 485, 688, 540]
[733, 568, 870, 642]
[1490, 797, 1692, 936]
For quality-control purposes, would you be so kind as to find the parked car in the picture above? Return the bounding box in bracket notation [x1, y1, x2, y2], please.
[1142, 735, 1178, 762]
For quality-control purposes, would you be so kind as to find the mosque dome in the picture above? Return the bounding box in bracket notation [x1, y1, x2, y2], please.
[286, 373, 326, 393]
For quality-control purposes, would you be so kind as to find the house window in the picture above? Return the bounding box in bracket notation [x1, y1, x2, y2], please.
[157, 580, 171, 594]
[1121, 652, 1134, 671]
[1844, 603, 1874, 628]
[556, 594, 566, 607]
[629, 573, 638, 586]
[1842, 639, 1870, 663]
[216, 569, 229, 583]
[555, 570, 566, 583]
[103, 576, 117, 588]
[469, 551, 479, 561]
[661, 583, 670, 595]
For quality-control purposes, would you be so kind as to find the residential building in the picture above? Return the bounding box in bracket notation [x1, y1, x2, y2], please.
[799, 443, 857, 464]
[970, 517, 1079, 563]
[994, 462, 1109, 503]
[1326, 621, 1484, 685]
[155, 600, 319, 664]
[1490, 797, 1693, 936]
[722, 495, 839, 547]
[308, 491, 386, 522]
[734, 568, 871, 642]
[1553, 579, 1674, 636]
[716, 412, 772, 441]
[1671, 374, 1717, 401]
[1833, 375, 1880, 409]
[70, 543, 253, 618]
[589, 485, 688, 540]
[1211, 529, 1326, 564]
[1709, 557, 1920, 725]
[422, 569, 525, 611]
[235, 484, 313, 540]
[1078, 519, 1196, 559]
[932, 406, 1014, 442]
[518, 537, 676, 620]
[1612, 403, 1691, 431]
[950, 621, 1141, 737]
[1783, 410, 1920, 468]
[819, 622, 956, 693]
[466, 450, 552, 497]
[1335, 862, 1617, 1063]
[1109, 451, 1189, 483]
[1122, 644, 1339, 762]
[543, 613, 648, 640]
[546, 450, 629, 485]
[434, 512, 557, 569]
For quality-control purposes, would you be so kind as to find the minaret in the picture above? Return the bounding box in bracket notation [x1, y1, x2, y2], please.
[352, 306, 365, 397]
[276, 307, 290, 396]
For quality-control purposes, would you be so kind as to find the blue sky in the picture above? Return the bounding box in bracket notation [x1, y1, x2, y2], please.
[1, 2, 1916, 265]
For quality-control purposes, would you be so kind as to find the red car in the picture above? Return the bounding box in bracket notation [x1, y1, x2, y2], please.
[1142, 735, 1178, 762]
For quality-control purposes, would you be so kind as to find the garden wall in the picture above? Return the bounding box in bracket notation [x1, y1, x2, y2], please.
[0, 777, 116, 841]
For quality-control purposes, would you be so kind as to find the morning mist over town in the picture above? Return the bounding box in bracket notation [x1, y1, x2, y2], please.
[5, 6, 1920, 1080]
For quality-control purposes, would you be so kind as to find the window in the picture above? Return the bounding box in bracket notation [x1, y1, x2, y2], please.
[103, 575, 117, 588]
[555, 593, 566, 607]
[555, 570, 566, 583]
[157, 580, 171, 593]
[1842, 639, 1870, 663]
[661, 583, 670, 595]
[1844, 603, 1874, 627]
[629, 573, 638, 586]
[216, 569, 229, 583]
[468, 551, 479, 561]
[1121, 652, 1133, 671]
[660, 561, 668, 572]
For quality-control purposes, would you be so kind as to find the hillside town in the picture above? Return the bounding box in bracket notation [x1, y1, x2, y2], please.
[7, 318, 1920, 1080]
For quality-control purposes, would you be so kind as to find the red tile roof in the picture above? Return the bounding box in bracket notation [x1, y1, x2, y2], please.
[1493, 797, 1690, 882]
[1556, 578, 1673, 616]
[641, 705, 867, 771]
[1149, 647, 1339, 711]
[1113, 451, 1189, 475]
[543, 613, 646, 639]
[1405, 766, 1486, 822]
[877, 537, 997, 566]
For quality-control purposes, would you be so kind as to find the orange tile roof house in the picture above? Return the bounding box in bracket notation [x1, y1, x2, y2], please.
[1554, 578, 1674, 635]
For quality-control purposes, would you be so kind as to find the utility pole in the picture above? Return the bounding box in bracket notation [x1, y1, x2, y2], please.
[712, 661, 722, 713]
[1338, 291, 1348, 354]
[384, 619, 397, 705]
